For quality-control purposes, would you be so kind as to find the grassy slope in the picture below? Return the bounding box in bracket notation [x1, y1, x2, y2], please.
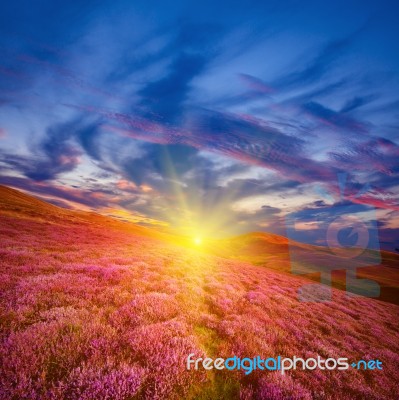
[0, 186, 399, 399]
[212, 232, 399, 305]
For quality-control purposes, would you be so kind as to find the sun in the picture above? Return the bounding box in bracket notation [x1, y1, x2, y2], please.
[193, 237, 202, 246]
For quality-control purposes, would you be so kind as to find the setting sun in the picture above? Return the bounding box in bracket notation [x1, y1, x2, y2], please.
[1, 1, 398, 398]
[193, 237, 202, 246]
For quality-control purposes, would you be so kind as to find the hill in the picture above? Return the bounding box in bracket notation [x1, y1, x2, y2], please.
[0, 184, 168, 239]
[210, 230, 399, 305]
[0, 185, 399, 304]
[1, 185, 398, 304]
[1, 185, 399, 399]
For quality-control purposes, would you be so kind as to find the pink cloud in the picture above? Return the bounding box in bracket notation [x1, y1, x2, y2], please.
[239, 73, 275, 94]
[116, 179, 138, 191]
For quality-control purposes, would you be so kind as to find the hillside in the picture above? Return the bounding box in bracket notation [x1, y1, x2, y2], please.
[0, 185, 167, 239]
[1, 185, 398, 304]
[213, 231, 399, 305]
[0, 185, 399, 399]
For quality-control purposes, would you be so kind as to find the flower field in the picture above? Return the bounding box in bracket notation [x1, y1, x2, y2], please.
[0, 186, 398, 399]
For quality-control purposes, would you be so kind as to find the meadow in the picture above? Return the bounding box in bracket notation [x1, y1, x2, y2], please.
[0, 186, 398, 399]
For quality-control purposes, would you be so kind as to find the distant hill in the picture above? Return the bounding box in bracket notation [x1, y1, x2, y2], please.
[0, 185, 165, 239]
[212, 231, 399, 305]
[1, 184, 398, 304]
[0, 184, 74, 221]
[1, 184, 399, 399]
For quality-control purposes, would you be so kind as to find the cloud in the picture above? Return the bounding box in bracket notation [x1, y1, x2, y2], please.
[273, 34, 356, 91]
[134, 23, 223, 123]
[75, 122, 103, 161]
[1, 1, 398, 244]
[77, 104, 343, 187]
[239, 73, 275, 94]
[116, 179, 138, 192]
[0, 176, 111, 209]
[330, 137, 399, 176]
[12, 120, 82, 181]
[302, 101, 369, 134]
[0, 117, 109, 181]
[138, 52, 208, 123]
[340, 95, 377, 113]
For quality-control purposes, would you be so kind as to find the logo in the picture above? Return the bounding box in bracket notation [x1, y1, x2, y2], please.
[186, 354, 383, 375]
[285, 173, 381, 302]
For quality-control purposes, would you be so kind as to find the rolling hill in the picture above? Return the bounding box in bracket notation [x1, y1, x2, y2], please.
[0, 185, 399, 399]
[0, 185, 169, 240]
[2, 184, 398, 304]
[212, 231, 399, 305]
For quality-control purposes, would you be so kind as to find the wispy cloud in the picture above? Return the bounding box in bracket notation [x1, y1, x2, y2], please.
[0, 0, 398, 248]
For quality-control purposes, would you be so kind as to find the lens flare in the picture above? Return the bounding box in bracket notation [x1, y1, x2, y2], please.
[145, 146, 264, 243]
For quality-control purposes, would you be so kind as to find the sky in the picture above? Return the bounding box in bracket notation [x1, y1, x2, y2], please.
[0, 0, 398, 250]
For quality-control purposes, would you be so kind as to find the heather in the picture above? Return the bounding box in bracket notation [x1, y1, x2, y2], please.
[1, 214, 399, 399]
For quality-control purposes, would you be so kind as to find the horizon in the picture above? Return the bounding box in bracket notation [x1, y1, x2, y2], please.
[1, 184, 396, 260]
[1, 3, 399, 399]
[0, 183, 289, 241]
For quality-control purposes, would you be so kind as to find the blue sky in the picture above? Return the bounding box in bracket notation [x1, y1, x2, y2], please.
[0, 0, 398, 249]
